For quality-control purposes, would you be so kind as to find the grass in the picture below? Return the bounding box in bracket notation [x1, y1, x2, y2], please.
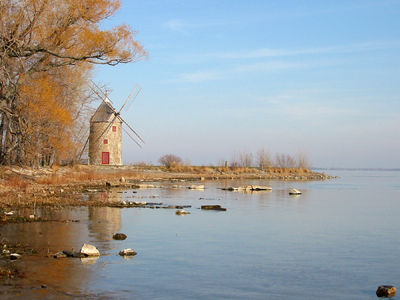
[162, 164, 310, 174]
[0, 164, 312, 189]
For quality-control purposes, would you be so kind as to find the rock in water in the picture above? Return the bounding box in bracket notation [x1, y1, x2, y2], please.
[376, 285, 396, 297]
[63, 250, 85, 258]
[80, 244, 100, 257]
[113, 233, 127, 240]
[188, 185, 205, 189]
[289, 189, 302, 195]
[175, 209, 190, 215]
[119, 248, 137, 256]
[53, 252, 67, 259]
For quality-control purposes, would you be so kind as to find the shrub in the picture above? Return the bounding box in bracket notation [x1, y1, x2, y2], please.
[158, 154, 183, 168]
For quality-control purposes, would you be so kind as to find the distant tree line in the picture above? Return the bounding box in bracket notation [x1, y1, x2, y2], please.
[158, 148, 312, 170]
[229, 148, 312, 169]
[0, 0, 147, 167]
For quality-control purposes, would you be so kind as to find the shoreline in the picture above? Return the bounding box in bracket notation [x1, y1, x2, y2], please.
[0, 165, 336, 210]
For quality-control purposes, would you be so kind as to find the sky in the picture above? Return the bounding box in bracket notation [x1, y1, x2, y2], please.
[95, 0, 400, 168]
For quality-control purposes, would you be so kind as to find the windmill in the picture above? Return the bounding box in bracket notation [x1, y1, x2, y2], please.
[83, 82, 144, 165]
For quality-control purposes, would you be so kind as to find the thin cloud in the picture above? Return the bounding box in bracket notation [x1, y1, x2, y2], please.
[171, 58, 350, 83]
[165, 19, 222, 34]
[171, 61, 306, 83]
[221, 40, 400, 59]
[175, 70, 224, 83]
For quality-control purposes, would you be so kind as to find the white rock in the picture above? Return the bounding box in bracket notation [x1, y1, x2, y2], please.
[188, 185, 205, 190]
[289, 189, 302, 195]
[10, 253, 21, 260]
[175, 209, 190, 215]
[80, 244, 100, 256]
[119, 248, 137, 256]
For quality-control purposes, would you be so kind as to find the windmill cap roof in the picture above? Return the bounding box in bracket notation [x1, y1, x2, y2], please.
[90, 100, 121, 123]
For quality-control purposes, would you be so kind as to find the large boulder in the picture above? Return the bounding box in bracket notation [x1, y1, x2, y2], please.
[80, 244, 100, 257]
[376, 285, 396, 297]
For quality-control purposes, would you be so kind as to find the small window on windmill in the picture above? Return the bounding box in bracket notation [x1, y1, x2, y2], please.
[103, 139, 108, 144]
[112, 126, 117, 132]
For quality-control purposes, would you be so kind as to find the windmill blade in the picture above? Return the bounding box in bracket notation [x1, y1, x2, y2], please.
[119, 84, 141, 113]
[122, 127, 143, 148]
[125, 84, 141, 112]
[117, 115, 145, 144]
[89, 84, 106, 101]
[78, 136, 90, 160]
[90, 81, 114, 104]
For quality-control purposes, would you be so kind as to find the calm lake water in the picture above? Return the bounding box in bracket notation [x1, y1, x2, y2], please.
[1, 170, 400, 299]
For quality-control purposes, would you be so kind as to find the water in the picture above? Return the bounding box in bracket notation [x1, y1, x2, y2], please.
[1, 170, 400, 299]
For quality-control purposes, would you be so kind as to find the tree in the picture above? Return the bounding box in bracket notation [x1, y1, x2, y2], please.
[0, 0, 148, 165]
[18, 65, 96, 166]
[239, 149, 253, 167]
[256, 147, 272, 170]
[296, 150, 312, 169]
[158, 154, 183, 168]
[274, 153, 296, 168]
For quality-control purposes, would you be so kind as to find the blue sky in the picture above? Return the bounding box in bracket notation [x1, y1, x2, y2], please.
[95, 0, 400, 168]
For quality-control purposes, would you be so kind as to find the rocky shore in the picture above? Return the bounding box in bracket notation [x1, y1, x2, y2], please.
[0, 166, 335, 207]
[0, 165, 336, 210]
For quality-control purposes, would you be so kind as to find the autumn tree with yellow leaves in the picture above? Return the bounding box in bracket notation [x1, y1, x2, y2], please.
[0, 0, 148, 166]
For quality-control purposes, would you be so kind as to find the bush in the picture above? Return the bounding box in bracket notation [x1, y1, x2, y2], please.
[158, 154, 183, 168]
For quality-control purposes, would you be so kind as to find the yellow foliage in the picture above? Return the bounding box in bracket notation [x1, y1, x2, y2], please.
[0, 0, 147, 166]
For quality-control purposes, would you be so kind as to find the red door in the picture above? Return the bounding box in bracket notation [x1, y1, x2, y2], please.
[102, 152, 110, 165]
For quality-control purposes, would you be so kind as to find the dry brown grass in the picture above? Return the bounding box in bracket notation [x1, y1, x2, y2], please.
[156, 164, 310, 175]
[5, 176, 29, 191]
[0, 165, 313, 199]
[35, 169, 150, 185]
[268, 167, 310, 174]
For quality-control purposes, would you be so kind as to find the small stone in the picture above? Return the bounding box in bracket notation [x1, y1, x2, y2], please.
[80, 244, 100, 257]
[175, 209, 190, 215]
[10, 253, 21, 260]
[119, 248, 137, 256]
[376, 285, 397, 297]
[113, 233, 127, 240]
[188, 185, 205, 189]
[201, 205, 226, 211]
[289, 189, 302, 195]
[54, 252, 67, 259]
[63, 250, 85, 258]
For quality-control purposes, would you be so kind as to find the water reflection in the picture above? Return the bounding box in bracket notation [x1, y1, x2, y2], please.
[2, 174, 396, 299]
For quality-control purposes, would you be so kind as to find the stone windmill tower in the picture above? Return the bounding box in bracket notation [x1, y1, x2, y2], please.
[86, 84, 144, 165]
